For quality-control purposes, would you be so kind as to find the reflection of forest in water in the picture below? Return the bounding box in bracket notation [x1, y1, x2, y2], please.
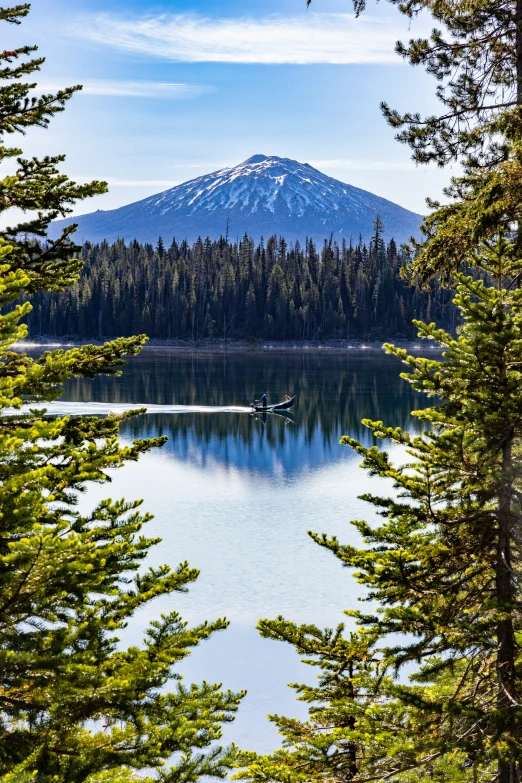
[63, 349, 431, 475]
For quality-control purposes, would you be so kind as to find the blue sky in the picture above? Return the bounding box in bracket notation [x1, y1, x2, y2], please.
[9, 0, 457, 217]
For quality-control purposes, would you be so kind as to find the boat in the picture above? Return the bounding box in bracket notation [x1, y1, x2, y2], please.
[250, 396, 296, 412]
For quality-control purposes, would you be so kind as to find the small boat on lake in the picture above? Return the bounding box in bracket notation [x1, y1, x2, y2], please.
[250, 396, 296, 412]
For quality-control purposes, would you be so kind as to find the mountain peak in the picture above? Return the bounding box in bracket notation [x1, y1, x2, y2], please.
[241, 154, 270, 165]
[49, 155, 423, 246]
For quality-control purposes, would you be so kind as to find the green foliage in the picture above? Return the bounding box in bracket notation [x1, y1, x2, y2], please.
[237, 234, 522, 781]
[235, 623, 495, 782]
[377, 2, 520, 170]
[306, 0, 521, 170]
[26, 228, 456, 342]
[370, 0, 522, 284]
[0, 6, 243, 781]
[404, 114, 522, 284]
[306, 0, 522, 284]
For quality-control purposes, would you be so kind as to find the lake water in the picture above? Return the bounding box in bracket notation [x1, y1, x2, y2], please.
[57, 347, 428, 753]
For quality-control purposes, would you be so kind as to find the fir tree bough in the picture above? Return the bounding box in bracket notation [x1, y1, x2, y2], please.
[0, 5, 243, 781]
[305, 0, 522, 283]
[236, 236, 522, 783]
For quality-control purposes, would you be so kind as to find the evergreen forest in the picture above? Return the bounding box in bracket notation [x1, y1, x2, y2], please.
[27, 224, 456, 341]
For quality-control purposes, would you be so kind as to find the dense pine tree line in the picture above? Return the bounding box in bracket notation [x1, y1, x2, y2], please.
[27, 219, 456, 341]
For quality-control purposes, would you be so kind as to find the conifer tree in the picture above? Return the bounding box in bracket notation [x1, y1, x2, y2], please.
[238, 0, 522, 780]
[306, 0, 522, 281]
[381, 0, 522, 281]
[0, 6, 243, 781]
[237, 237, 522, 783]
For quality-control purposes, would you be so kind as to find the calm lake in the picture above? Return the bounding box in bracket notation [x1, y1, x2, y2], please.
[55, 347, 429, 753]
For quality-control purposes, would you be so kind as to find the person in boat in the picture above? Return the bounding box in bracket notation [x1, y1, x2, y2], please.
[284, 395, 291, 401]
[260, 393, 268, 407]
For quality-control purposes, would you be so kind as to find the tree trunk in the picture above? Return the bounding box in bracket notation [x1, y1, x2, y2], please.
[514, 0, 522, 288]
[497, 438, 516, 783]
[515, 0, 522, 106]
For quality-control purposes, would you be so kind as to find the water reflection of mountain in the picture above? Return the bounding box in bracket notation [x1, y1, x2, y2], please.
[63, 350, 429, 477]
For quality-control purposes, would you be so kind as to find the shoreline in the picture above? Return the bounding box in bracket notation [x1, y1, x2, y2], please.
[14, 337, 442, 354]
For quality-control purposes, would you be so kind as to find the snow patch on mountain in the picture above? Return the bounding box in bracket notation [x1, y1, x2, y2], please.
[138, 156, 368, 217]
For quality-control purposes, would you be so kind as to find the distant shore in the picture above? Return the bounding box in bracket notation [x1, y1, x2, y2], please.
[15, 337, 442, 354]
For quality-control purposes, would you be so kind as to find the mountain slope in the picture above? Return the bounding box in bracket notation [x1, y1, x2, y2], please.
[50, 154, 423, 245]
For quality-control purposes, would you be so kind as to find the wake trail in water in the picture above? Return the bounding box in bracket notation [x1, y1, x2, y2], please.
[15, 401, 254, 416]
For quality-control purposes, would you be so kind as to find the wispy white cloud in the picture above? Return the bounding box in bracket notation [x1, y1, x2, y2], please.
[37, 80, 211, 98]
[104, 178, 179, 187]
[309, 158, 433, 171]
[73, 176, 180, 187]
[71, 12, 410, 65]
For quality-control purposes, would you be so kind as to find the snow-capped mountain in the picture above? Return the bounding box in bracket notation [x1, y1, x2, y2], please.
[50, 154, 422, 245]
